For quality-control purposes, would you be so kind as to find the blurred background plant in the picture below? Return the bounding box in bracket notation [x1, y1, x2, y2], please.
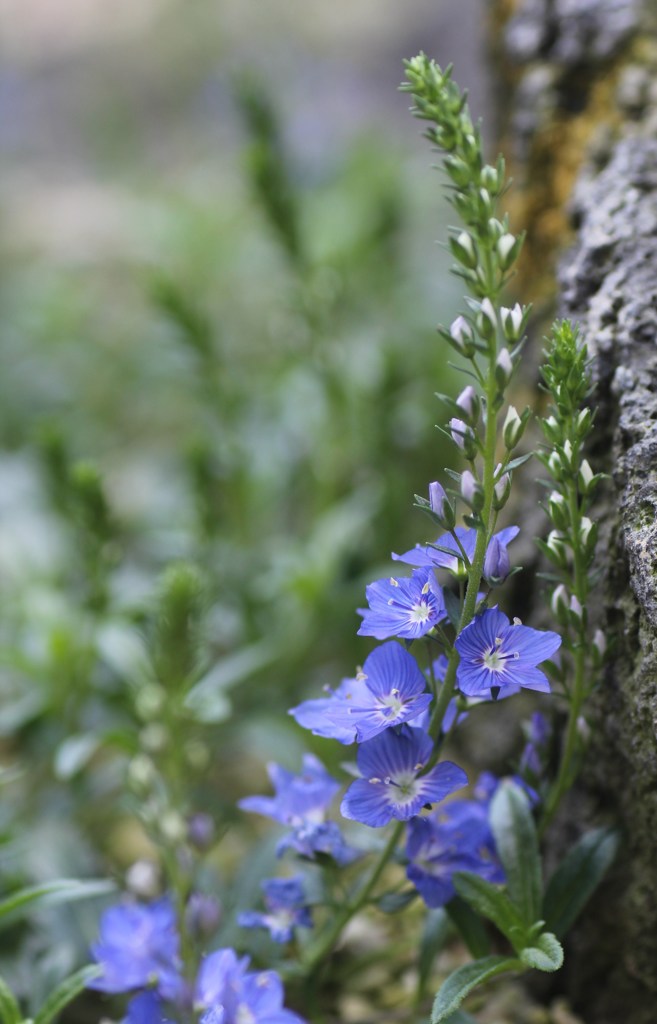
[0, 1, 511, 1020]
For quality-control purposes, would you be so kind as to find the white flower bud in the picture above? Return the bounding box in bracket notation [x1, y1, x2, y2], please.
[551, 584, 569, 619]
[547, 451, 563, 480]
[460, 469, 483, 511]
[159, 810, 188, 845]
[569, 595, 583, 619]
[495, 348, 514, 388]
[593, 629, 606, 658]
[456, 385, 479, 423]
[449, 315, 475, 355]
[493, 469, 511, 509]
[497, 233, 517, 264]
[580, 517, 593, 544]
[579, 459, 594, 492]
[503, 405, 523, 449]
[500, 302, 524, 341]
[451, 231, 478, 269]
[476, 298, 497, 342]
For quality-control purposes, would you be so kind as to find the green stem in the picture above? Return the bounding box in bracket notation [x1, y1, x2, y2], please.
[540, 473, 589, 835]
[302, 821, 405, 975]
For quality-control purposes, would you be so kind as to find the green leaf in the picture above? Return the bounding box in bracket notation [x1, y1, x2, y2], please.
[33, 965, 102, 1024]
[0, 973, 21, 1024]
[443, 588, 462, 630]
[503, 452, 533, 472]
[490, 781, 541, 928]
[543, 827, 620, 938]
[377, 888, 418, 913]
[431, 955, 521, 1023]
[445, 896, 491, 959]
[453, 871, 524, 943]
[418, 909, 451, 999]
[519, 931, 564, 972]
[0, 879, 115, 928]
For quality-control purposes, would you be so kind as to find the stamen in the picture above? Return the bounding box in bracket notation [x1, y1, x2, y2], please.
[494, 636, 503, 646]
[369, 776, 382, 784]
[513, 651, 519, 659]
[421, 581, 431, 594]
[513, 617, 522, 626]
[413, 762, 424, 771]
[391, 688, 400, 696]
[389, 577, 399, 587]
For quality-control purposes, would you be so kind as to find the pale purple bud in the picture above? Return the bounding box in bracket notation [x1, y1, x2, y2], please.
[493, 470, 511, 508]
[450, 417, 468, 449]
[484, 536, 510, 584]
[186, 893, 222, 938]
[429, 481, 447, 517]
[495, 348, 514, 387]
[551, 584, 569, 619]
[500, 302, 524, 341]
[187, 812, 215, 850]
[456, 385, 477, 419]
[569, 595, 583, 619]
[503, 405, 523, 449]
[460, 470, 483, 511]
[593, 629, 606, 658]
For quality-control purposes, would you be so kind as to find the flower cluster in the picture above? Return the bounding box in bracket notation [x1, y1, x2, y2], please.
[90, 899, 305, 1024]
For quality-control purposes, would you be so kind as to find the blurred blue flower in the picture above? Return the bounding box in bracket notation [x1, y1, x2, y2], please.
[290, 642, 432, 744]
[196, 949, 305, 1024]
[340, 726, 467, 828]
[276, 819, 356, 865]
[406, 773, 505, 907]
[89, 898, 182, 999]
[238, 876, 312, 943]
[239, 754, 340, 826]
[125, 991, 174, 1024]
[455, 607, 561, 698]
[357, 567, 446, 640]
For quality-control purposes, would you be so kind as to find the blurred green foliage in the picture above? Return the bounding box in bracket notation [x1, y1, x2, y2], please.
[0, 73, 463, 1006]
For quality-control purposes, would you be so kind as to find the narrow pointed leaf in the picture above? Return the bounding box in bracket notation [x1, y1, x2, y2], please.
[377, 889, 418, 913]
[543, 827, 620, 938]
[490, 781, 541, 928]
[519, 931, 563, 972]
[34, 965, 102, 1024]
[418, 909, 451, 998]
[0, 879, 115, 928]
[453, 871, 524, 942]
[0, 974, 21, 1024]
[445, 896, 491, 959]
[431, 956, 521, 1023]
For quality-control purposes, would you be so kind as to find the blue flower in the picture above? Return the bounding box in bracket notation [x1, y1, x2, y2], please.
[89, 898, 182, 999]
[406, 773, 505, 908]
[454, 607, 561, 698]
[340, 726, 467, 828]
[124, 992, 174, 1024]
[196, 949, 305, 1024]
[238, 876, 312, 943]
[276, 820, 356, 865]
[288, 675, 372, 744]
[393, 526, 519, 578]
[357, 567, 446, 640]
[239, 755, 355, 864]
[290, 642, 432, 744]
[238, 754, 340, 827]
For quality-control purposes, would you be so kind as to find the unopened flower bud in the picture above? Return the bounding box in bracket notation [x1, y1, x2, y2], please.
[444, 155, 471, 187]
[186, 893, 222, 938]
[547, 491, 569, 530]
[456, 385, 480, 423]
[450, 231, 478, 269]
[493, 470, 511, 509]
[594, 629, 606, 657]
[135, 683, 166, 722]
[481, 165, 501, 193]
[127, 754, 156, 795]
[569, 595, 583, 619]
[546, 531, 569, 569]
[427, 480, 455, 529]
[577, 715, 591, 744]
[562, 440, 575, 472]
[497, 233, 518, 270]
[576, 408, 593, 437]
[578, 459, 594, 493]
[448, 315, 476, 356]
[476, 298, 497, 341]
[483, 536, 510, 585]
[579, 517, 594, 544]
[495, 348, 514, 389]
[503, 405, 523, 449]
[500, 303, 525, 342]
[478, 187, 493, 216]
[547, 451, 563, 481]
[126, 859, 160, 899]
[449, 418, 477, 459]
[140, 723, 169, 754]
[460, 469, 484, 511]
[551, 583, 570, 622]
[187, 813, 215, 850]
[159, 809, 188, 845]
[543, 416, 562, 444]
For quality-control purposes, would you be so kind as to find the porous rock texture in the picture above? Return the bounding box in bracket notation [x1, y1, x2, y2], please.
[494, 2, 657, 1021]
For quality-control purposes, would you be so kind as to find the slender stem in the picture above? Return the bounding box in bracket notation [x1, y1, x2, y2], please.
[540, 471, 589, 835]
[302, 821, 405, 975]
